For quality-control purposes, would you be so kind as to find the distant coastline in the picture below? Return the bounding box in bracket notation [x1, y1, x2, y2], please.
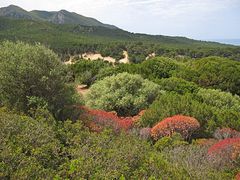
[209, 39, 240, 46]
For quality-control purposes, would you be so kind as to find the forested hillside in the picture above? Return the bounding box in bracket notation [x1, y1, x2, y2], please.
[0, 10, 240, 62]
[0, 5, 117, 28]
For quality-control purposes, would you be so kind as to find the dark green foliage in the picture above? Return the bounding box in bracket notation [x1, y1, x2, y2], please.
[0, 108, 62, 179]
[0, 41, 77, 118]
[0, 108, 234, 179]
[176, 57, 240, 95]
[57, 129, 150, 179]
[140, 93, 240, 137]
[138, 57, 180, 80]
[155, 77, 199, 94]
[1, 17, 240, 62]
[95, 58, 180, 82]
[71, 59, 111, 86]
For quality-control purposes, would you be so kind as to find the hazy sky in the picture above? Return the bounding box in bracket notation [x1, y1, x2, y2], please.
[1, 0, 240, 39]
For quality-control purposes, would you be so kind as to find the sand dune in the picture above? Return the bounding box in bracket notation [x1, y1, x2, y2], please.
[64, 51, 130, 65]
[119, 51, 130, 63]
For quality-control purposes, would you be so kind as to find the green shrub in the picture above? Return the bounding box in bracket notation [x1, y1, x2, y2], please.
[196, 88, 240, 111]
[153, 133, 188, 151]
[0, 107, 236, 179]
[0, 108, 62, 179]
[0, 41, 76, 117]
[71, 59, 110, 86]
[138, 57, 180, 80]
[162, 144, 234, 179]
[57, 129, 151, 179]
[86, 72, 161, 116]
[139, 93, 240, 137]
[155, 77, 199, 94]
[176, 56, 240, 95]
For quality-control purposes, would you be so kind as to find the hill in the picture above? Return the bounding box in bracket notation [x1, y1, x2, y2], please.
[0, 5, 240, 62]
[0, 5, 117, 29]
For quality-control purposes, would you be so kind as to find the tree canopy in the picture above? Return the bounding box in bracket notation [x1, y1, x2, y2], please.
[86, 72, 161, 116]
[0, 41, 76, 118]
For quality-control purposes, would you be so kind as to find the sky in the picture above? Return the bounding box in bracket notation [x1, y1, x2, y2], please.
[1, 0, 240, 40]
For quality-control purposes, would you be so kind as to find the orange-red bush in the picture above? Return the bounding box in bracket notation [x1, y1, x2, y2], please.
[208, 138, 240, 161]
[214, 128, 240, 140]
[78, 106, 144, 133]
[151, 115, 200, 140]
[236, 172, 240, 180]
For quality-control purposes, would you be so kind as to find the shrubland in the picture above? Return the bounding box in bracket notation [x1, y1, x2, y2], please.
[0, 41, 240, 179]
[86, 72, 161, 116]
[0, 41, 79, 119]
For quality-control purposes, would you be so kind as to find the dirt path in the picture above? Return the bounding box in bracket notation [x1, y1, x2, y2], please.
[76, 84, 90, 97]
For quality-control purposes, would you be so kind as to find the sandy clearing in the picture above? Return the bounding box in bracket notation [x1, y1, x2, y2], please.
[146, 52, 156, 60]
[64, 51, 130, 65]
[82, 53, 116, 63]
[119, 51, 130, 63]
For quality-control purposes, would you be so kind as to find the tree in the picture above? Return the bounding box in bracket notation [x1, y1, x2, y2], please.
[71, 59, 110, 86]
[0, 41, 76, 117]
[196, 88, 240, 111]
[138, 57, 180, 80]
[191, 57, 240, 95]
[155, 77, 199, 94]
[86, 72, 161, 116]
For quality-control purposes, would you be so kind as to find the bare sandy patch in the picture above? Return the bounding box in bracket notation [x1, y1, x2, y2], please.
[146, 52, 156, 60]
[64, 51, 130, 65]
[119, 51, 130, 63]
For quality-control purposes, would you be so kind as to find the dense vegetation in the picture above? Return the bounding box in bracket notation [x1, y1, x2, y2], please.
[0, 41, 78, 119]
[86, 72, 160, 116]
[1, 39, 240, 178]
[1, 16, 240, 63]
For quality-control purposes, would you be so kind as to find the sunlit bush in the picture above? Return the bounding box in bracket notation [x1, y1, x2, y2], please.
[140, 92, 240, 137]
[151, 115, 200, 140]
[78, 106, 144, 133]
[86, 72, 161, 116]
[196, 88, 240, 111]
[208, 138, 240, 163]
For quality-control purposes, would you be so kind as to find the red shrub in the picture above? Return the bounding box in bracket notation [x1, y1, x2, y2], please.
[77, 106, 145, 133]
[132, 110, 146, 123]
[214, 128, 240, 140]
[151, 115, 200, 140]
[236, 172, 240, 180]
[208, 138, 240, 161]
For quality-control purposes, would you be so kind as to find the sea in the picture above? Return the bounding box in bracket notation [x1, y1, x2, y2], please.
[209, 39, 240, 46]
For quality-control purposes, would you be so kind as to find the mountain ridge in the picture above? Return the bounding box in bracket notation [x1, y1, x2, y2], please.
[0, 5, 117, 29]
[0, 5, 240, 62]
